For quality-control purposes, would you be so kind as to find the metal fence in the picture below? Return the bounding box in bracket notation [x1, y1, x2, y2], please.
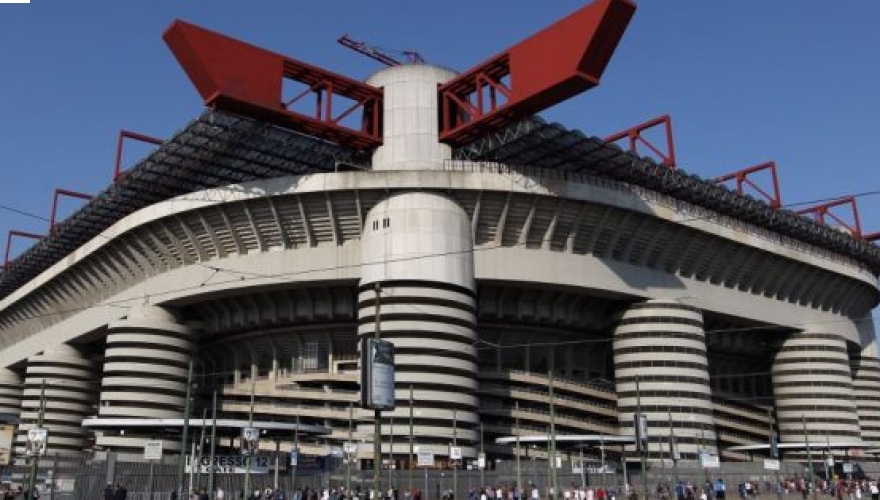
[3, 454, 879, 500]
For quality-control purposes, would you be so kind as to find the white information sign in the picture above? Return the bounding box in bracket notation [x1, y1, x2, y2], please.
[843, 463, 854, 474]
[241, 427, 260, 456]
[144, 440, 163, 461]
[478, 453, 486, 470]
[417, 451, 435, 467]
[25, 428, 48, 457]
[450, 446, 462, 461]
[764, 459, 780, 471]
[700, 454, 720, 468]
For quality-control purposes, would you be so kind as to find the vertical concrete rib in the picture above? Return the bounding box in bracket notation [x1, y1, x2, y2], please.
[358, 192, 479, 458]
[852, 349, 880, 444]
[613, 300, 716, 459]
[96, 304, 194, 452]
[17, 344, 95, 455]
[772, 329, 861, 443]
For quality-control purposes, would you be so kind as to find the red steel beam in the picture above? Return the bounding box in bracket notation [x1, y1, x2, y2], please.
[164, 20, 383, 149]
[714, 161, 782, 209]
[4, 230, 44, 269]
[796, 196, 863, 239]
[49, 189, 93, 231]
[604, 114, 677, 168]
[438, 0, 636, 147]
[114, 130, 164, 180]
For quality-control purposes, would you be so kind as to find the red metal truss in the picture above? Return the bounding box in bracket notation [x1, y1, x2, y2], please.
[165, 20, 383, 149]
[114, 130, 164, 180]
[796, 196, 863, 238]
[438, 0, 636, 147]
[50, 189, 93, 231]
[4, 230, 44, 269]
[714, 161, 782, 209]
[604, 114, 676, 168]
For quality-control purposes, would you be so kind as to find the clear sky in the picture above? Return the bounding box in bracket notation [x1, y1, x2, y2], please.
[0, 1, 879, 260]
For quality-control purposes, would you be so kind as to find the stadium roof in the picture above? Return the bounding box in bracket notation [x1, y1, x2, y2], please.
[1, 110, 878, 301]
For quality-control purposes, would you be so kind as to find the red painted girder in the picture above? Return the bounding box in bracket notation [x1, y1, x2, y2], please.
[4, 230, 44, 269]
[164, 20, 382, 149]
[796, 196, 863, 238]
[714, 161, 782, 209]
[114, 130, 164, 180]
[604, 114, 676, 168]
[50, 189, 93, 231]
[439, 0, 636, 147]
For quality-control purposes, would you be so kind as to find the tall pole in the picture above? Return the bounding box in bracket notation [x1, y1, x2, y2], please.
[293, 415, 300, 492]
[803, 414, 816, 500]
[636, 376, 648, 500]
[374, 283, 383, 500]
[348, 402, 354, 493]
[767, 408, 780, 500]
[195, 407, 208, 490]
[389, 417, 395, 489]
[668, 412, 678, 487]
[579, 446, 586, 490]
[600, 435, 606, 490]
[244, 370, 256, 497]
[516, 401, 522, 495]
[480, 421, 485, 489]
[409, 385, 414, 495]
[208, 389, 218, 499]
[177, 360, 194, 499]
[548, 355, 558, 500]
[27, 379, 47, 497]
[453, 409, 458, 500]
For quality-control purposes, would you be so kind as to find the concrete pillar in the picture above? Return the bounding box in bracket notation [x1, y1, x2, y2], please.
[0, 369, 22, 422]
[853, 317, 880, 445]
[358, 192, 478, 459]
[17, 344, 96, 456]
[97, 304, 195, 453]
[613, 299, 717, 460]
[772, 329, 861, 444]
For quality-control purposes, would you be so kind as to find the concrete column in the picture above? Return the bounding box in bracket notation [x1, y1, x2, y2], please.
[17, 344, 96, 456]
[358, 192, 479, 459]
[613, 299, 717, 460]
[97, 304, 194, 453]
[853, 317, 880, 445]
[772, 329, 861, 444]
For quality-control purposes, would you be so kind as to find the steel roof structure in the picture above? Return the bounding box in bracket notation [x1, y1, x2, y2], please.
[2, 111, 879, 301]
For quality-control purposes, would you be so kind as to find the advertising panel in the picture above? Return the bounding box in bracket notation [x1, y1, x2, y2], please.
[360, 338, 395, 410]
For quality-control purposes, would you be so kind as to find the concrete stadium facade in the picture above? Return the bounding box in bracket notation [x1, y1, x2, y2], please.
[1, 60, 879, 469]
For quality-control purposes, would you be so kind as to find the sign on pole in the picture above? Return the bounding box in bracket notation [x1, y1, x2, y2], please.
[450, 446, 462, 461]
[843, 463, 854, 474]
[700, 454, 720, 468]
[144, 441, 163, 461]
[360, 338, 396, 410]
[764, 459, 780, 471]
[572, 459, 583, 474]
[241, 427, 260, 456]
[290, 447, 299, 466]
[417, 451, 434, 467]
[478, 453, 486, 470]
[25, 428, 48, 457]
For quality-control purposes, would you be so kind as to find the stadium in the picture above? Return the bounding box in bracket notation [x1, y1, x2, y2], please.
[0, 0, 879, 488]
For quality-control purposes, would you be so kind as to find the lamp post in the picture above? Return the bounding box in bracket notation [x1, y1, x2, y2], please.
[803, 414, 816, 500]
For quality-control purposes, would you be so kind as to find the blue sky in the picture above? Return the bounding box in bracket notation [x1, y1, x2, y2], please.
[1, 1, 879, 259]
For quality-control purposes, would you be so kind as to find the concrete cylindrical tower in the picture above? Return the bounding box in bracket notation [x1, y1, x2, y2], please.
[367, 64, 456, 171]
[97, 304, 194, 452]
[853, 320, 880, 445]
[613, 300, 717, 459]
[358, 192, 478, 458]
[772, 330, 861, 443]
[17, 344, 95, 455]
[0, 369, 22, 423]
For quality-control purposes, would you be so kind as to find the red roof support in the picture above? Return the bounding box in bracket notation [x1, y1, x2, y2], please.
[604, 114, 677, 168]
[438, 0, 636, 147]
[114, 130, 164, 180]
[714, 161, 782, 209]
[796, 196, 863, 238]
[49, 189, 93, 231]
[164, 20, 383, 149]
[4, 230, 44, 269]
